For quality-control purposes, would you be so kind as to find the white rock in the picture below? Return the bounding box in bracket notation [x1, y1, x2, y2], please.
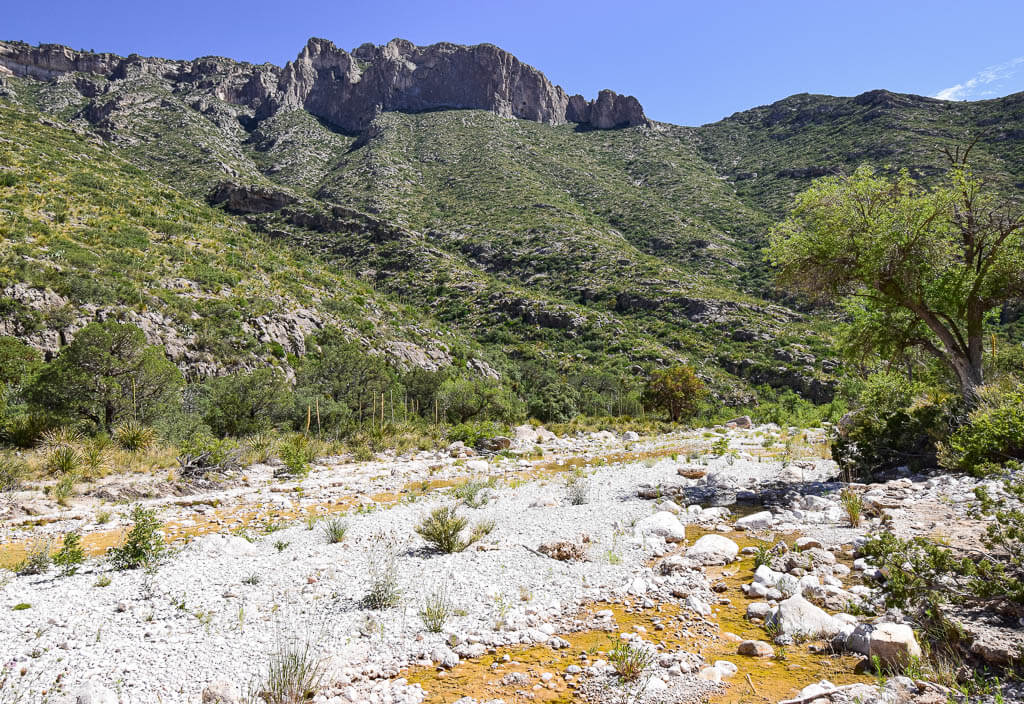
[465, 459, 489, 473]
[869, 623, 922, 667]
[685, 534, 739, 565]
[766, 594, 844, 639]
[72, 683, 118, 704]
[203, 679, 241, 704]
[714, 660, 738, 678]
[634, 511, 688, 543]
[734, 511, 773, 531]
[686, 594, 712, 617]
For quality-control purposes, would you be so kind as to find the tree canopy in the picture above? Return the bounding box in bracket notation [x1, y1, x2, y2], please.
[769, 162, 1024, 402]
[642, 365, 705, 422]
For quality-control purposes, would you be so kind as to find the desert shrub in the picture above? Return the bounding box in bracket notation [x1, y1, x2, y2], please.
[45, 444, 82, 476]
[527, 382, 579, 423]
[177, 433, 241, 478]
[415, 505, 470, 553]
[53, 531, 85, 576]
[418, 584, 453, 633]
[246, 431, 276, 464]
[276, 434, 315, 478]
[108, 504, 166, 571]
[81, 438, 110, 478]
[834, 399, 952, 480]
[51, 472, 77, 505]
[607, 640, 655, 682]
[565, 473, 589, 505]
[437, 376, 522, 424]
[452, 478, 493, 508]
[113, 420, 155, 452]
[447, 420, 507, 447]
[38, 426, 84, 451]
[362, 556, 402, 609]
[321, 518, 348, 544]
[941, 384, 1024, 476]
[15, 538, 52, 576]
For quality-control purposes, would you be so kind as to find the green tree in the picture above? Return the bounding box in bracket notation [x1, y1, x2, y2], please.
[30, 321, 181, 432]
[769, 160, 1024, 403]
[202, 368, 291, 437]
[642, 365, 706, 422]
[437, 376, 521, 424]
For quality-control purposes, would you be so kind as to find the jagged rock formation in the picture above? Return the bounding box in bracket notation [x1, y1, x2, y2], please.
[0, 37, 649, 132]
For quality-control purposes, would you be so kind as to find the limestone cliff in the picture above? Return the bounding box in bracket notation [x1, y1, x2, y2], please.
[0, 37, 649, 131]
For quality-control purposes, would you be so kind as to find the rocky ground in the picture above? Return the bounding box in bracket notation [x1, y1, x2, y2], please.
[0, 423, 1019, 704]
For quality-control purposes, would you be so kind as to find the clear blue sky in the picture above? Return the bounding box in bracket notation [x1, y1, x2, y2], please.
[6, 0, 1024, 126]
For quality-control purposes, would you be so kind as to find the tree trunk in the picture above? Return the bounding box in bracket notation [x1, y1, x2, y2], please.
[952, 352, 984, 405]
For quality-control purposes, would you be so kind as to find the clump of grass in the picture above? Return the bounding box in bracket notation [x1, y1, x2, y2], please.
[752, 542, 773, 569]
[96, 510, 112, 525]
[607, 640, 655, 682]
[113, 420, 155, 453]
[53, 531, 85, 576]
[81, 439, 109, 478]
[15, 538, 52, 576]
[46, 444, 82, 476]
[242, 573, 261, 585]
[274, 540, 290, 553]
[840, 487, 863, 527]
[94, 575, 112, 587]
[0, 454, 27, 492]
[321, 518, 348, 544]
[38, 427, 84, 452]
[419, 584, 453, 633]
[108, 504, 166, 571]
[51, 471, 78, 505]
[246, 431, 277, 464]
[247, 637, 326, 704]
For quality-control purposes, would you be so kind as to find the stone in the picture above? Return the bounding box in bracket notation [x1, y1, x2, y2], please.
[697, 666, 721, 682]
[476, 436, 511, 452]
[202, 679, 241, 704]
[726, 415, 753, 429]
[685, 594, 712, 617]
[737, 640, 774, 657]
[868, 623, 922, 667]
[794, 537, 823, 550]
[73, 683, 118, 704]
[746, 602, 772, 620]
[714, 660, 738, 677]
[766, 594, 844, 639]
[537, 541, 587, 562]
[622, 431, 640, 442]
[734, 510, 773, 531]
[431, 645, 460, 669]
[685, 534, 739, 565]
[634, 511, 688, 543]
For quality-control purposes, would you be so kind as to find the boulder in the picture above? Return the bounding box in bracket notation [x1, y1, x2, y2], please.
[635, 511, 688, 543]
[869, 623, 922, 667]
[766, 594, 844, 639]
[72, 683, 118, 704]
[737, 640, 774, 657]
[685, 534, 739, 565]
[726, 416, 753, 429]
[431, 645, 460, 669]
[734, 510, 773, 531]
[622, 431, 640, 442]
[476, 436, 511, 452]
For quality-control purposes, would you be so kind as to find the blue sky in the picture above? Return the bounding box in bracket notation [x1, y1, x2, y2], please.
[5, 0, 1024, 125]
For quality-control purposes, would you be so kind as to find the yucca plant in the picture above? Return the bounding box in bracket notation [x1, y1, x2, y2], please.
[113, 420, 155, 453]
[38, 426, 84, 452]
[46, 444, 82, 476]
[246, 431, 277, 464]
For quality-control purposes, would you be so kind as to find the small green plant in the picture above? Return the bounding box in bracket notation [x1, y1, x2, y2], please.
[96, 510, 112, 524]
[15, 538, 52, 576]
[53, 531, 86, 576]
[12, 602, 31, 611]
[607, 640, 655, 682]
[711, 437, 729, 455]
[415, 505, 491, 553]
[46, 444, 82, 476]
[566, 473, 589, 505]
[113, 420, 155, 453]
[752, 542, 773, 569]
[108, 504, 166, 571]
[246, 431, 277, 464]
[242, 573, 261, 585]
[51, 471, 78, 505]
[247, 636, 327, 704]
[840, 487, 863, 527]
[274, 540, 290, 552]
[452, 478, 493, 508]
[418, 584, 453, 633]
[276, 434, 315, 478]
[304, 514, 320, 530]
[94, 574, 112, 587]
[0, 454, 27, 492]
[321, 518, 348, 544]
[362, 556, 402, 609]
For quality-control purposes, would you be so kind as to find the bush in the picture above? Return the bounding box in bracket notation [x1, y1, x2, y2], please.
[108, 504, 166, 571]
[566, 473, 589, 506]
[276, 434, 315, 478]
[53, 531, 85, 576]
[834, 399, 951, 480]
[362, 556, 402, 609]
[203, 368, 292, 437]
[839, 487, 863, 527]
[452, 479, 493, 508]
[15, 538, 52, 576]
[607, 640, 655, 682]
[447, 420, 507, 448]
[113, 420, 155, 452]
[941, 384, 1024, 476]
[45, 444, 82, 476]
[415, 505, 470, 553]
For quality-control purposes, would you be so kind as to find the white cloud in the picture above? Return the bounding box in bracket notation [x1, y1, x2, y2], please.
[935, 56, 1024, 101]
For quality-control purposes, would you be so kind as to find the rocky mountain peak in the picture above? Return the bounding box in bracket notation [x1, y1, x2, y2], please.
[0, 37, 650, 132]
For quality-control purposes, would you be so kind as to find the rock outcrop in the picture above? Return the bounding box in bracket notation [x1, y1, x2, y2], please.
[0, 38, 649, 132]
